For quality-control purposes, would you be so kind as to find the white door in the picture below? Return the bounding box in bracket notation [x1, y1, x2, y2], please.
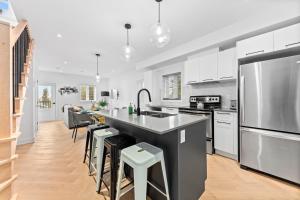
[38, 84, 56, 122]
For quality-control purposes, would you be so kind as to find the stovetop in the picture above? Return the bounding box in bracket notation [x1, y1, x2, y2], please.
[178, 106, 218, 113]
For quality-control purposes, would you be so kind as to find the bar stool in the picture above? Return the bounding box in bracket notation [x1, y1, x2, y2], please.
[116, 142, 170, 200]
[98, 134, 136, 199]
[83, 124, 109, 172]
[72, 112, 92, 143]
[90, 128, 119, 192]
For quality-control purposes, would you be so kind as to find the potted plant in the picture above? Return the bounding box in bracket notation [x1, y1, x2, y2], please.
[98, 99, 108, 110]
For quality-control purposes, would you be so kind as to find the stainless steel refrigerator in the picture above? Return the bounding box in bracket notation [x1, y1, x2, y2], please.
[239, 54, 300, 184]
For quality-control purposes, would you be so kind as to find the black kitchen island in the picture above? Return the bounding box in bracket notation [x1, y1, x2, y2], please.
[94, 109, 208, 200]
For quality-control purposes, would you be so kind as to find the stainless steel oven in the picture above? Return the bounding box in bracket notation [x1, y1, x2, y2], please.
[179, 95, 221, 154]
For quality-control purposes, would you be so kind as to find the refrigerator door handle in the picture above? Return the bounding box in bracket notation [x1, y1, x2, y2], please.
[241, 128, 300, 141]
[240, 76, 245, 123]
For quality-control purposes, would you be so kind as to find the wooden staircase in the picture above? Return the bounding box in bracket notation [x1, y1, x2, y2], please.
[0, 20, 33, 200]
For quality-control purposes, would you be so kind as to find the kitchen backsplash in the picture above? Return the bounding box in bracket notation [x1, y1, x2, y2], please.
[159, 80, 237, 109]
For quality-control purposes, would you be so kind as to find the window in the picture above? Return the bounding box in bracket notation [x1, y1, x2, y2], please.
[162, 72, 181, 100]
[80, 85, 96, 101]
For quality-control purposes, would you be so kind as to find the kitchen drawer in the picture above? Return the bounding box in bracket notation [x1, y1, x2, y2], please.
[214, 111, 233, 122]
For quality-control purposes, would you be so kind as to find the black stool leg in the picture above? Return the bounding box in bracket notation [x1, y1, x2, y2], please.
[72, 128, 75, 138]
[83, 130, 90, 163]
[74, 127, 78, 143]
[110, 146, 118, 200]
[97, 146, 107, 193]
[89, 130, 94, 175]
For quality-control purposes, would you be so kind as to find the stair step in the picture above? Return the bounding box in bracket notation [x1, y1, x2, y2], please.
[13, 113, 23, 118]
[0, 132, 21, 144]
[0, 155, 18, 166]
[0, 175, 18, 192]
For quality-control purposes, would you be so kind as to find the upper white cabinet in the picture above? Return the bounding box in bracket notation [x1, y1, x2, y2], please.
[237, 32, 274, 59]
[218, 47, 237, 80]
[184, 58, 200, 84]
[199, 52, 218, 82]
[274, 23, 300, 51]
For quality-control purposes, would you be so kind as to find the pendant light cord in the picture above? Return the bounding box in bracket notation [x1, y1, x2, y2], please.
[127, 29, 129, 46]
[96, 55, 99, 75]
[158, 2, 161, 23]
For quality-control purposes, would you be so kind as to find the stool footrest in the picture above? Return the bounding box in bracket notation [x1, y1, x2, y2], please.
[120, 183, 134, 197]
[147, 181, 168, 197]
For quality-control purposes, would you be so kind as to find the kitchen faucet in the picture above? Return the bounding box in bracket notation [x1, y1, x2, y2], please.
[137, 88, 152, 116]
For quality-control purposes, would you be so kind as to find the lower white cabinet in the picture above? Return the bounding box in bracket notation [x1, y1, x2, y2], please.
[214, 111, 238, 159]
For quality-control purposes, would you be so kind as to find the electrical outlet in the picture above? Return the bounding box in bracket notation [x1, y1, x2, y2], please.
[180, 130, 185, 143]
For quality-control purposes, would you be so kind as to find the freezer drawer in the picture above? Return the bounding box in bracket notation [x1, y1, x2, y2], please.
[240, 128, 300, 184]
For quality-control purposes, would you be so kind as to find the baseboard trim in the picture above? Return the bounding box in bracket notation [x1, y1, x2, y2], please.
[215, 149, 238, 160]
[17, 137, 35, 145]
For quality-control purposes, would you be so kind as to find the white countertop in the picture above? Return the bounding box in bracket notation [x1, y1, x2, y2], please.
[93, 109, 208, 134]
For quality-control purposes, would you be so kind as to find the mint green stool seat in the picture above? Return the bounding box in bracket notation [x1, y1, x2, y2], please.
[116, 142, 170, 200]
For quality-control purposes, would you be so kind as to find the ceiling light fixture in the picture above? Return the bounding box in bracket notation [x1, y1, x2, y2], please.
[57, 33, 63, 38]
[95, 53, 100, 83]
[150, 0, 170, 48]
[122, 23, 135, 61]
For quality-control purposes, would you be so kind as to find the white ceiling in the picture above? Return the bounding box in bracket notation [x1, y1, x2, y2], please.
[11, 0, 289, 77]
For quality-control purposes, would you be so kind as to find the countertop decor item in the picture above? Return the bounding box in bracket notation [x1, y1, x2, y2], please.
[58, 86, 78, 95]
[122, 23, 135, 61]
[98, 99, 108, 109]
[150, 0, 170, 48]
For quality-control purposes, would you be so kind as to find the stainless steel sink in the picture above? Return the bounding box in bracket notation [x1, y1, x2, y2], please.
[139, 111, 177, 118]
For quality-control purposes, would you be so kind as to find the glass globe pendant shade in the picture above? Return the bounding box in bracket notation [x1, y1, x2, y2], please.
[150, 22, 170, 48]
[96, 74, 100, 82]
[121, 44, 135, 61]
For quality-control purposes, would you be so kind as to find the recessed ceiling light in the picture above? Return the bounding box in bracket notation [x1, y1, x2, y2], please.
[63, 61, 68, 65]
[57, 33, 63, 38]
[297, 61, 300, 64]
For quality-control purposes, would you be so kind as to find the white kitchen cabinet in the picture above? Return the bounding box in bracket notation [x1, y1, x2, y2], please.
[218, 47, 237, 80]
[274, 23, 300, 51]
[184, 58, 200, 84]
[198, 52, 218, 82]
[237, 32, 274, 59]
[214, 111, 238, 159]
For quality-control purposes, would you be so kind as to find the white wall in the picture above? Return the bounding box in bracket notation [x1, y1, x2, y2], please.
[38, 71, 109, 120]
[107, 69, 144, 109]
[18, 54, 38, 145]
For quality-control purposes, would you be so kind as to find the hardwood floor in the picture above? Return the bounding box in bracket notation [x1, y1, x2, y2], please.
[15, 121, 300, 200]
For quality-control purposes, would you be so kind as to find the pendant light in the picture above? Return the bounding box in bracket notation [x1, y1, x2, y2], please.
[150, 0, 170, 48]
[122, 23, 135, 61]
[95, 53, 100, 83]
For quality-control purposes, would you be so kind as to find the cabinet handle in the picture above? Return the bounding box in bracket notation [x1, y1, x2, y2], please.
[220, 76, 233, 79]
[246, 50, 264, 56]
[202, 78, 214, 82]
[217, 112, 231, 115]
[217, 121, 231, 125]
[285, 42, 300, 48]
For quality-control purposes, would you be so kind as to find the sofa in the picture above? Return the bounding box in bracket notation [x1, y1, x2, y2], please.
[63, 105, 93, 129]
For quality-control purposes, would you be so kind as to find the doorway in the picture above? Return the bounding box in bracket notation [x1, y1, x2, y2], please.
[37, 84, 56, 122]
